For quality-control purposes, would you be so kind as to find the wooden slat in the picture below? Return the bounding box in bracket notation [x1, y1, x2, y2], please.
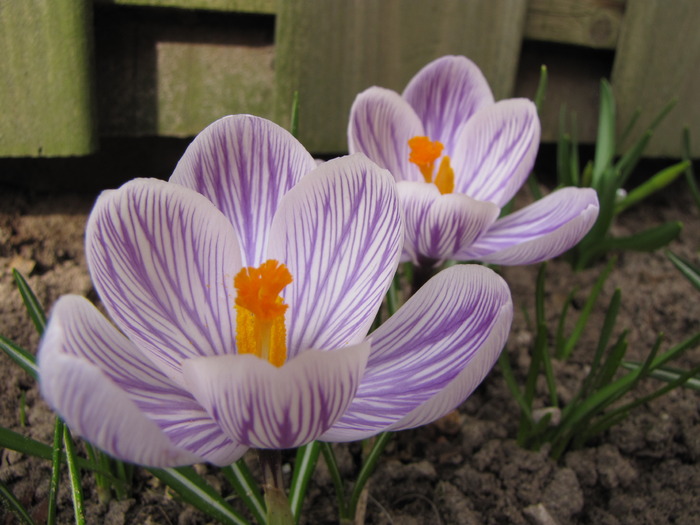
[274, 0, 528, 153]
[0, 0, 97, 157]
[95, 0, 276, 14]
[524, 0, 625, 50]
[611, 0, 700, 157]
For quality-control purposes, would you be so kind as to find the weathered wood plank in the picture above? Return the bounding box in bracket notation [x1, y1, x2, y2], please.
[611, 0, 700, 157]
[95, 0, 276, 14]
[274, 0, 528, 153]
[524, 0, 625, 50]
[0, 0, 97, 157]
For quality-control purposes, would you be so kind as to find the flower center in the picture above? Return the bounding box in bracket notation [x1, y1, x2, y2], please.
[234, 259, 292, 367]
[408, 136, 454, 194]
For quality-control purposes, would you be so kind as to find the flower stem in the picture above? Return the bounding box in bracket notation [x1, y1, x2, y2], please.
[259, 450, 294, 525]
[348, 432, 393, 520]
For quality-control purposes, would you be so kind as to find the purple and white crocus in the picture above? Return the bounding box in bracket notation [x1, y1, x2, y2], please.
[38, 115, 512, 467]
[349, 55, 600, 267]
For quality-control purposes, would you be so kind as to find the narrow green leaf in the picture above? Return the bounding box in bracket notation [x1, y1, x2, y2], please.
[621, 361, 700, 390]
[594, 331, 631, 390]
[558, 257, 616, 359]
[615, 129, 652, 186]
[0, 425, 96, 471]
[591, 79, 616, 190]
[554, 286, 578, 355]
[0, 335, 37, 380]
[620, 107, 641, 145]
[614, 161, 689, 215]
[0, 479, 35, 525]
[12, 269, 46, 335]
[666, 250, 700, 291]
[47, 419, 65, 525]
[534, 65, 548, 114]
[289, 442, 320, 523]
[595, 222, 682, 253]
[63, 426, 86, 525]
[319, 443, 348, 520]
[149, 467, 250, 525]
[682, 127, 700, 211]
[348, 432, 393, 521]
[223, 461, 266, 525]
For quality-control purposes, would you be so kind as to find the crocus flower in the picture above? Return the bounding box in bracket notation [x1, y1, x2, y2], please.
[38, 115, 512, 467]
[349, 55, 599, 267]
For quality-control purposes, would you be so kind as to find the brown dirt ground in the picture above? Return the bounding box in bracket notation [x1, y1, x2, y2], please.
[0, 177, 698, 525]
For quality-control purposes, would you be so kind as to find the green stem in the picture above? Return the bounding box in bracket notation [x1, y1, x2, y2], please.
[63, 426, 86, 525]
[47, 418, 64, 525]
[259, 450, 294, 525]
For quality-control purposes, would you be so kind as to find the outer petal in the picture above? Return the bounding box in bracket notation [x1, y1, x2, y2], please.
[322, 265, 512, 441]
[403, 55, 495, 154]
[348, 87, 425, 182]
[38, 295, 247, 466]
[452, 99, 540, 207]
[460, 187, 600, 265]
[183, 342, 370, 449]
[398, 181, 500, 266]
[267, 154, 403, 358]
[171, 115, 318, 266]
[86, 179, 242, 382]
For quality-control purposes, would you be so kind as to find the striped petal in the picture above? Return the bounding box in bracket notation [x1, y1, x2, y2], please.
[461, 187, 600, 265]
[38, 295, 247, 466]
[86, 179, 242, 383]
[398, 181, 500, 266]
[321, 265, 512, 441]
[171, 115, 318, 266]
[348, 87, 425, 182]
[403, 55, 494, 155]
[452, 99, 540, 207]
[267, 154, 403, 358]
[183, 342, 370, 449]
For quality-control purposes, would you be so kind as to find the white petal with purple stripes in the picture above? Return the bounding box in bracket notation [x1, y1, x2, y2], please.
[86, 179, 242, 383]
[171, 115, 318, 266]
[452, 99, 540, 207]
[460, 187, 600, 265]
[398, 182, 500, 266]
[38, 295, 247, 466]
[403, 55, 494, 155]
[183, 343, 370, 449]
[267, 154, 403, 358]
[321, 265, 512, 441]
[348, 87, 425, 182]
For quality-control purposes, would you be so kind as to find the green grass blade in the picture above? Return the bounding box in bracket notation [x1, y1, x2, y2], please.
[223, 461, 266, 525]
[534, 65, 548, 113]
[319, 442, 348, 520]
[594, 331, 631, 390]
[682, 128, 700, 211]
[348, 432, 393, 521]
[47, 419, 65, 525]
[0, 479, 35, 525]
[621, 361, 700, 390]
[620, 107, 641, 145]
[558, 257, 616, 359]
[12, 270, 46, 335]
[63, 427, 86, 525]
[0, 335, 38, 380]
[592, 80, 616, 190]
[595, 222, 682, 253]
[614, 161, 689, 215]
[289, 442, 320, 523]
[149, 467, 250, 525]
[667, 250, 700, 292]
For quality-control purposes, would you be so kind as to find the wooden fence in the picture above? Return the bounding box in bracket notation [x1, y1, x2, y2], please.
[1, 0, 698, 158]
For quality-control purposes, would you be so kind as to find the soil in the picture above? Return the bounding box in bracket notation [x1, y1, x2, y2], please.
[0, 175, 699, 525]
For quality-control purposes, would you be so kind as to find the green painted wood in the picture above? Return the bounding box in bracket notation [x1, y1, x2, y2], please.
[524, 0, 624, 50]
[611, 0, 700, 157]
[0, 0, 97, 157]
[274, 0, 528, 153]
[95, 0, 276, 14]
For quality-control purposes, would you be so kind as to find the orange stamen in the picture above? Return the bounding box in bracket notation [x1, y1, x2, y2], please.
[408, 136, 444, 183]
[234, 260, 292, 367]
[434, 156, 455, 195]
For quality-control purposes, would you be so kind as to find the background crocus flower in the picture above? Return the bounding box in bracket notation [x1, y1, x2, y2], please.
[349, 55, 600, 268]
[38, 115, 512, 468]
